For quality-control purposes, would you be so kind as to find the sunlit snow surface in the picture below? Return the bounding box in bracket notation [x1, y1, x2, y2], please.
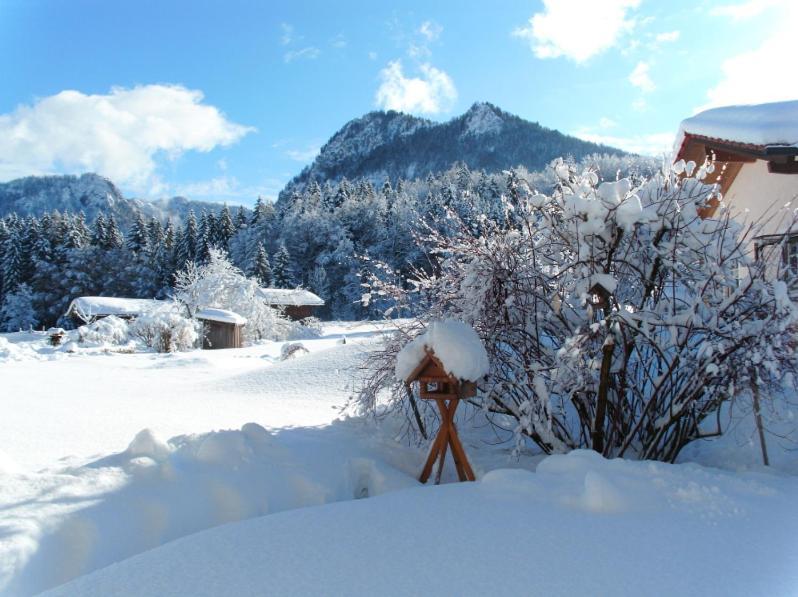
[1, 323, 797, 596]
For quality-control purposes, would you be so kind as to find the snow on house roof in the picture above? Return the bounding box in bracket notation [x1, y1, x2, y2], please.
[675, 100, 798, 157]
[395, 320, 489, 383]
[195, 308, 247, 325]
[66, 296, 161, 320]
[257, 288, 325, 306]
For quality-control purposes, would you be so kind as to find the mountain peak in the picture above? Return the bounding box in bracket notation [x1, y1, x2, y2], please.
[279, 102, 626, 202]
[462, 102, 505, 136]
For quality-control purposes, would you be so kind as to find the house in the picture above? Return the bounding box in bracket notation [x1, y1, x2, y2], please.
[66, 296, 162, 324]
[195, 308, 246, 349]
[673, 100, 798, 276]
[257, 288, 324, 320]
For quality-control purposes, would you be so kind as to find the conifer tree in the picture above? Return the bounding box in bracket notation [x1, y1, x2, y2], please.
[177, 210, 198, 266]
[251, 242, 273, 287]
[127, 212, 150, 253]
[271, 244, 295, 289]
[105, 215, 124, 249]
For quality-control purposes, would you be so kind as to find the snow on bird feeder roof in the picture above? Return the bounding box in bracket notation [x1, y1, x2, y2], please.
[674, 100, 798, 156]
[395, 320, 489, 383]
[195, 308, 247, 325]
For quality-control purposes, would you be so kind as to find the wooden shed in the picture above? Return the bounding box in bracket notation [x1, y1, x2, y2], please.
[196, 308, 247, 349]
[257, 288, 325, 321]
[65, 296, 162, 324]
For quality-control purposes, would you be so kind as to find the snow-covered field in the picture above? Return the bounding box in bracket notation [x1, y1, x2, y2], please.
[1, 323, 798, 596]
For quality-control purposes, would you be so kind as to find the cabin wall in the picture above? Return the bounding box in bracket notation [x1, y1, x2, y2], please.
[279, 305, 317, 321]
[201, 320, 243, 349]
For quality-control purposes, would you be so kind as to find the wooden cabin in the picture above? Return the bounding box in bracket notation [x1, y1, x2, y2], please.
[195, 308, 246, 349]
[257, 288, 325, 320]
[65, 297, 162, 324]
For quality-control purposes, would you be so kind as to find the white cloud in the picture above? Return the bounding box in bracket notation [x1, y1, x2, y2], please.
[629, 61, 655, 92]
[170, 176, 285, 203]
[0, 84, 253, 187]
[655, 30, 680, 42]
[419, 20, 443, 41]
[330, 34, 347, 49]
[284, 46, 320, 63]
[575, 129, 674, 156]
[285, 144, 321, 163]
[699, 3, 798, 111]
[513, 0, 640, 63]
[280, 23, 294, 45]
[375, 60, 457, 115]
[598, 117, 617, 129]
[408, 20, 443, 59]
[710, 0, 786, 20]
[368, 51, 378, 61]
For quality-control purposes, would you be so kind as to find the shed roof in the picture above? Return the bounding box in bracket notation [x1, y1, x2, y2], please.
[196, 308, 247, 325]
[66, 296, 162, 320]
[258, 288, 325, 306]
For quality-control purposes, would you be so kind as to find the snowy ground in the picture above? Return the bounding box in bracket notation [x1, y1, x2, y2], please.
[1, 323, 798, 596]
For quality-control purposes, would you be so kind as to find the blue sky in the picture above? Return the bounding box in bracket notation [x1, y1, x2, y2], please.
[1, 0, 796, 205]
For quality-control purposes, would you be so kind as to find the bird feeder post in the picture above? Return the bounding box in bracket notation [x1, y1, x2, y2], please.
[406, 349, 476, 484]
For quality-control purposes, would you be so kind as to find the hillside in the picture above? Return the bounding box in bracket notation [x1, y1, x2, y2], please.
[280, 102, 626, 201]
[0, 173, 227, 229]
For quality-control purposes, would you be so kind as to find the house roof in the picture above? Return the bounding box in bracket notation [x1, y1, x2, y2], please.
[672, 101, 798, 213]
[257, 288, 325, 306]
[195, 308, 247, 325]
[66, 296, 162, 320]
[674, 100, 798, 157]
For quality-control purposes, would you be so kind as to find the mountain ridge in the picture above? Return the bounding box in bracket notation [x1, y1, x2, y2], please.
[0, 173, 232, 228]
[279, 101, 627, 201]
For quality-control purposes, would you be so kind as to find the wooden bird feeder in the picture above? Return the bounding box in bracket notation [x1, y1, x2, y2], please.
[405, 348, 476, 484]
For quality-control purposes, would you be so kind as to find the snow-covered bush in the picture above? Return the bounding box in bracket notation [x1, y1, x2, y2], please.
[174, 248, 294, 343]
[131, 306, 199, 353]
[78, 315, 130, 346]
[359, 158, 798, 462]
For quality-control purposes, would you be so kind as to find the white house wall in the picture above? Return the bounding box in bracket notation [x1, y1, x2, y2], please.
[724, 159, 798, 237]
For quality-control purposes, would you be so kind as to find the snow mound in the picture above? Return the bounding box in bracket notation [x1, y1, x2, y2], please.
[3, 421, 419, 595]
[44, 451, 798, 597]
[395, 320, 489, 382]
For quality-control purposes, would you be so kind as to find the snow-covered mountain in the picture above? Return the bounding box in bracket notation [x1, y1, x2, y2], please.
[280, 102, 626, 201]
[0, 173, 227, 228]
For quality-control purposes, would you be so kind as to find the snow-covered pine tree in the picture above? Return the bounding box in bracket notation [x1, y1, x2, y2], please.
[271, 244, 295, 289]
[1, 227, 22, 295]
[105, 215, 124, 249]
[92, 214, 107, 246]
[251, 243, 273, 287]
[177, 210, 199, 266]
[127, 212, 150, 253]
[218, 204, 235, 248]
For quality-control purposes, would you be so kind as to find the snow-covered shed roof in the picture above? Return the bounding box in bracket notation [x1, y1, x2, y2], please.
[66, 297, 161, 321]
[395, 320, 489, 383]
[257, 288, 325, 306]
[195, 308, 247, 325]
